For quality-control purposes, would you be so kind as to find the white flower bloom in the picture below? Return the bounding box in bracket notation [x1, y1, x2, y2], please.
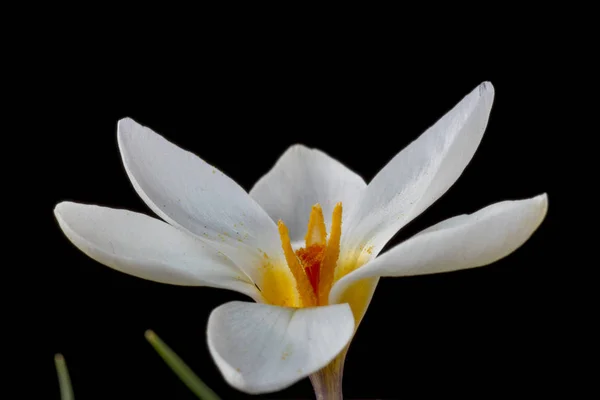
[54, 81, 548, 397]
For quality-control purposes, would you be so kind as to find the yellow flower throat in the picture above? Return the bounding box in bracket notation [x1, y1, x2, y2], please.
[272, 202, 342, 307]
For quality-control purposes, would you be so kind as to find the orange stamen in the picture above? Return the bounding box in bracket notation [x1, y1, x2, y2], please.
[305, 204, 327, 247]
[278, 220, 317, 307]
[278, 202, 343, 307]
[318, 202, 342, 305]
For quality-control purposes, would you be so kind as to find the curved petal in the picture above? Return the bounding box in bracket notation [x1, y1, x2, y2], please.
[207, 301, 354, 394]
[331, 194, 548, 304]
[117, 118, 283, 285]
[342, 82, 495, 257]
[250, 145, 367, 243]
[54, 201, 260, 300]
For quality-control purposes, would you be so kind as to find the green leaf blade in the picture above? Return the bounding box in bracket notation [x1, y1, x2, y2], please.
[145, 330, 221, 400]
[54, 354, 75, 400]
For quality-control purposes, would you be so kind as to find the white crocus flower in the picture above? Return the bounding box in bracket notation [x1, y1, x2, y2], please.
[54, 81, 548, 398]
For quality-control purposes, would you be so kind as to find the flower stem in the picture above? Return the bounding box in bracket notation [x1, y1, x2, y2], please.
[309, 347, 347, 400]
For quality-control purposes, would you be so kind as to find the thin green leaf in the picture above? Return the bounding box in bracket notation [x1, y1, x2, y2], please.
[145, 330, 221, 400]
[54, 354, 75, 400]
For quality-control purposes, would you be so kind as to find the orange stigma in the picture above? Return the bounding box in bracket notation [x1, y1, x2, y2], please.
[278, 203, 342, 306]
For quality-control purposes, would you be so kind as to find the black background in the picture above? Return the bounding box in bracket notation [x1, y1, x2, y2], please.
[23, 39, 572, 399]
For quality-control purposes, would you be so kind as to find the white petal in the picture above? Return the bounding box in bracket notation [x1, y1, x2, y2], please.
[54, 202, 260, 300]
[342, 82, 495, 257]
[250, 145, 367, 243]
[117, 118, 283, 285]
[331, 194, 548, 304]
[207, 301, 354, 394]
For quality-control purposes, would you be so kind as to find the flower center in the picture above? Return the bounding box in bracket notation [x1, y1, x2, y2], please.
[277, 203, 342, 307]
[296, 245, 325, 294]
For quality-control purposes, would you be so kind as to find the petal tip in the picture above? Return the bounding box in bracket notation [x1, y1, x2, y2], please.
[286, 143, 312, 155]
[534, 192, 549, 219]
[53, 202, 89, 239]
[117, 116, 137, 129]
[478, 81, 495, 102]
[54, 201, 74, 219]
[117, 117, 145, 144]
[535, 192, 549, 202]
[54, 201, 89, 217]
[53, 202, 65, 215]
[480, 80, 494, 92]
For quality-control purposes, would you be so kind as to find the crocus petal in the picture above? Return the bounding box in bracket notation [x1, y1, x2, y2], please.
[330, 194, 548, 304]
[207, 301, 354, 394]
[54, 202, 260, 300]
[117, 118, 283, 284]
[342, 82, 495, 257]
[250, 145, 367, 243]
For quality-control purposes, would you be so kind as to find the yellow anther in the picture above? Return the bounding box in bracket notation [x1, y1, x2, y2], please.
[305, 204, 327, 247]
[278, 220, 317, 307]
[318, 202, 342, 305]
